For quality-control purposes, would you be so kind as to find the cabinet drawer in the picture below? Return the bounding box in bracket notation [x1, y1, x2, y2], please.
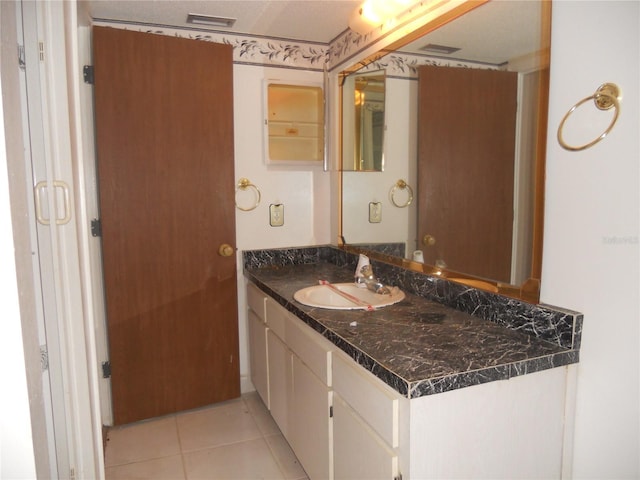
[333, 352, 400, 448]
[247, 282, 267, 321]
[285, 311, 332, 385]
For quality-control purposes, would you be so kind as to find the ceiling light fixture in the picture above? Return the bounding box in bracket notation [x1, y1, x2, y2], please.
[186, 13, 236, 28]
[348, 0, 413, 35]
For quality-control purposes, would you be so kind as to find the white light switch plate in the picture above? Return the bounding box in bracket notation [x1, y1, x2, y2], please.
[369, 202, 382, 223]
[270, 204, 284, 226]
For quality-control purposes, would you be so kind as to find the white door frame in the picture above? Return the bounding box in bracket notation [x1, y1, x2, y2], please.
[17, 0, 104, 477]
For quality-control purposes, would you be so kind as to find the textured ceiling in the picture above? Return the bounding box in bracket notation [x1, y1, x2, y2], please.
[83, 0, 361, 43]
[399, 1, 542, 66]
[82, 0, 543, 65]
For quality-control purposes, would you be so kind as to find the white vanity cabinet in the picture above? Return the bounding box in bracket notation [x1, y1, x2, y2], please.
[330, 349, 570, 480]
[332, 352, 405, 480]
[246, 282, 571, 480]
[248, 282, 404, 480]
[247, 283, 269, 408]
[406, 365, 570, 479]
[263, 292, 334, 480]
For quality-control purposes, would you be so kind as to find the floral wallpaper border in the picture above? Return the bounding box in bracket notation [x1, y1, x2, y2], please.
[94, 20, 497, 77]
[355, 53, 500, 79]
[94, 20, 330, 71]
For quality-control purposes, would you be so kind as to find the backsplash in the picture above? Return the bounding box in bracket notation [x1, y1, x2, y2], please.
[349, 242, 406, 258]
[243, 245, 583, 351]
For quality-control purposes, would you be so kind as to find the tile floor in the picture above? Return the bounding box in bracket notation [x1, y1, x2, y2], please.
[104, 392, 308, 480]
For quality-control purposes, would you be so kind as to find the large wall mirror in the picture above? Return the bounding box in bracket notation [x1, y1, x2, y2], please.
[340, 0, 550, 303]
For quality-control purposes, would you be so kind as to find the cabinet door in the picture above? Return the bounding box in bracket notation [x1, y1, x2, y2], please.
[248, 310, 269, 408]
[267, 330, 292, 436]
[333, 353, 399, 447]
[264, 81, 325, 165]
[290, 355, 332, 480]
[333, 393, 398, 480]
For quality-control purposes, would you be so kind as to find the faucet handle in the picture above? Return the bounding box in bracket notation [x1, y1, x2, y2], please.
[360, 264, 373, 277]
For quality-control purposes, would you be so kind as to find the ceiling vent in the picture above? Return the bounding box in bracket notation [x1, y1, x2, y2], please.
[419, 43, 461, 55]
[186, 13, 236, 28]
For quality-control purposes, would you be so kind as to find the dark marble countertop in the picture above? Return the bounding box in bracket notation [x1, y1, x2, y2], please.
[245, 262, 578, 399]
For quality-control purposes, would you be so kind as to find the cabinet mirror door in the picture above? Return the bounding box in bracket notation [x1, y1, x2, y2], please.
[265, 81, 324, 165]
[342, 70, 386, 172]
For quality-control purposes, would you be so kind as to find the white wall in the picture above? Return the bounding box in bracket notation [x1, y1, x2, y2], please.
[541, 1, 639, 478]
[233, 64, 332, 391]
[233, 65, 331, 251]
[342, 77, 418, 254]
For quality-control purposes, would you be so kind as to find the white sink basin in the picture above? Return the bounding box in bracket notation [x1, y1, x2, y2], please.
[293, 282, 405, 310]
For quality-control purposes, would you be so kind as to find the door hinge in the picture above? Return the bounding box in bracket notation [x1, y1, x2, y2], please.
[393, 474, 402, 480]
[101, 361, 111, 378]
[18, 44, 26, 70]
[329, 405, 333, 418]
[70, 467, 76, 480]
[83, 65, 94, 84]
[91, 218, 101, 237]
[40, 345, 49, 371]
[38, 41, 44, 62]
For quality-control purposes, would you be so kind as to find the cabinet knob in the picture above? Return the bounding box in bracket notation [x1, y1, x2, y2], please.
[422, 234, 436, 247]
[218, 243, 235, 257]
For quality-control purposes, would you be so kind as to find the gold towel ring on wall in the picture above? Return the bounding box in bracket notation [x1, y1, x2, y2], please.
[235, 178, 261, 211]
[557, 83, 622, 152]
[389, 179, 414, 208]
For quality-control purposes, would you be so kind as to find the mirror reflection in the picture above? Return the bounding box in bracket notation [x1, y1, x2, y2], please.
[343, 71, 386, 171]
[340, 0, 550, 301]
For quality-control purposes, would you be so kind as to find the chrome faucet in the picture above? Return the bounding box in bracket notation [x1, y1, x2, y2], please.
[356, 264, 391, 295]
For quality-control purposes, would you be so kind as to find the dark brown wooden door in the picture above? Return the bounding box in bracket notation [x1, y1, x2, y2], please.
[417, 66, 517, 282]
[93, 27, 239, 425]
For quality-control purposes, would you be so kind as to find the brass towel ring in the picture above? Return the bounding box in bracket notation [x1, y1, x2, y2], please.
[557, 83, 622, 152]
[235, 178, 261, 211]
[389, 179, 413, 208]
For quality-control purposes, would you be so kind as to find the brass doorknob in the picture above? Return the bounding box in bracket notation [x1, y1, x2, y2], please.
[422, 234, 436, 246]
[218, 244, 234, 257]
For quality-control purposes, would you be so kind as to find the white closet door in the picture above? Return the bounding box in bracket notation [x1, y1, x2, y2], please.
[18, 1, 101, 477]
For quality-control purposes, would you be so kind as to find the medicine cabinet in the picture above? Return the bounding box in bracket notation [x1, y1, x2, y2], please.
[264, 81, 325, 166]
